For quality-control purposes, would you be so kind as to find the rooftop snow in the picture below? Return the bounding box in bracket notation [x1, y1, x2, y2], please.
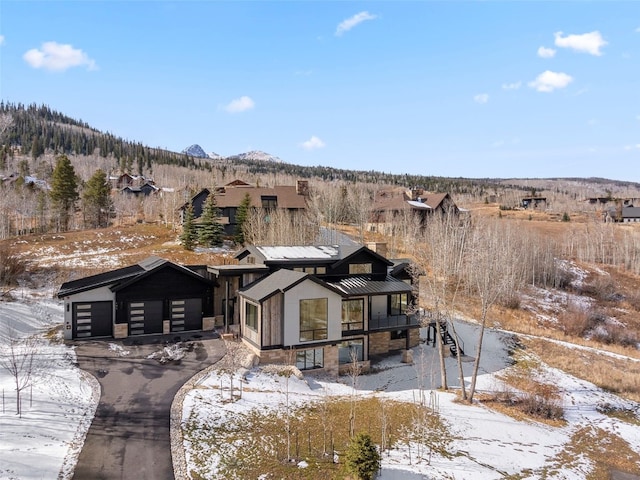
[256, 245, 340, 260]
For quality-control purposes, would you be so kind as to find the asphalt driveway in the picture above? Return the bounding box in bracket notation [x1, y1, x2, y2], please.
[71, 331, 226, 480]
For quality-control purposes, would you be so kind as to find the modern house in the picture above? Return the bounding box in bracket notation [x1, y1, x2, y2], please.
[57, 257, 215, 340]
[233, 244, 420, 375]
[179, 179, 309, 235]
[367, 188, 459, 234]
[57, 243, 421, 376]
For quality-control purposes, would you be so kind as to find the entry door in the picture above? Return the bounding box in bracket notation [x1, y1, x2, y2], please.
[128, 301, 163, 335]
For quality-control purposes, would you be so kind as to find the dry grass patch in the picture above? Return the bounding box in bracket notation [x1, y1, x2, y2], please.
[184, 395, 452, 480]
[545, 425, 640, 479]
[524, 337, 640, 402]
[479, 352, 565, 426]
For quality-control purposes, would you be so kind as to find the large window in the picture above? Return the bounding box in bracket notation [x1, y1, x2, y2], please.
[245, 302, 258, 331]
[299, 298, 328, 341]
[341, 299, 364, 332]
[349, 263, 372, 274]
[296, 348, 324, 370]
[338, 339, 364, 364]
[390, 293, 408, 316]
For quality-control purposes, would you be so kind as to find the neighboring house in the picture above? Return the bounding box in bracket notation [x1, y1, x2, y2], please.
[57, 257, 215, 340]
[603, 205, 640, 223]
[234, 244, 420, 375]
[121, 182, 159, 197]
[621, 207, 640, 223]
[179, 179, 309, 235]
[368, 187, 460, 234]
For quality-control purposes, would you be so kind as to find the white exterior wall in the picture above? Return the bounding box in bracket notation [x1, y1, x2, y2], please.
[61, 286, 116, 340]
[282, 280, 342, 347]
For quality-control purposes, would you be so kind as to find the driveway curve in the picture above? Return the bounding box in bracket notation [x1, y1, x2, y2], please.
[71, 331, 225, 480]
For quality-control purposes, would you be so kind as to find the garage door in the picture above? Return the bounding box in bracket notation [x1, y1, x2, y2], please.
[73, 301, 113, 338]
[128, 301, 163, 335]
[170, 298, 202, 332]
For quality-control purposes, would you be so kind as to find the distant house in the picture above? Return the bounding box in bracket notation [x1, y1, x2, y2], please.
[521, 196, 547, 209]
[57, 257, 215, 340]
[121, 182, 159, 197]
[367, 187, 460, 234]
[233, 244, 420, 375]
[110, 173, 155, 190]
[179, 179, 309, 235]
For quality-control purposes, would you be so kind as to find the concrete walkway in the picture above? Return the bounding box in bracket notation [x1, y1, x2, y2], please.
[71, 331, 225, 480]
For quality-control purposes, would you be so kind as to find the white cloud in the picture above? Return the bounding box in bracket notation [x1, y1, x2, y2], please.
[301, 135, 326, 150]
[473, 93, 489, 104]
[554, 31, 608, 56]
[0, 35, 5, 46]
[335, 11, 377, 36]
[492, 140, 505, 148]
[23, 41, 96, 71]
[501, 81, 521, 90]
[635, 27, 640, 33]
[528, 70, 573, 92]
[224, 96, 255, 113]
[537, 46, 556, 58]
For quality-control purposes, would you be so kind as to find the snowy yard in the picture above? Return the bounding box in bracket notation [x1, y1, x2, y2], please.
[1, 292, 639, 479]
[181, 336, 640, 479]
[0, 297, 98, 480]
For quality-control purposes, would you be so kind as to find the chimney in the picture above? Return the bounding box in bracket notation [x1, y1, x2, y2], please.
[296, 180, 309, 196]
[367, 242, 387, 258]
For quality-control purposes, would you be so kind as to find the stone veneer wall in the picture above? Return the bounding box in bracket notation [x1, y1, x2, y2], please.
[369, 331, 390, 356]
[113, 323, 128, 339]
[369, 328, 421, 355]
[409, 328, 421, 348]
[240, 339, 340, 376]
[202, 316, 216, 331]
[163, 320, 170, 334]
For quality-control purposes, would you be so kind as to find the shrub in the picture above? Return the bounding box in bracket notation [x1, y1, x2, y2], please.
[344, 433, 380, 480]
[0, 244, 27, 294]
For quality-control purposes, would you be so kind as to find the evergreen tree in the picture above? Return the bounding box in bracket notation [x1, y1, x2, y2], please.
[198, 193, 224, 247]
[344, 432, 380, 480]
[82, 169, 112, 228]
[180, 203, 196, 251]
[49, 154, 78, 231]
[234, 192, 252, 245]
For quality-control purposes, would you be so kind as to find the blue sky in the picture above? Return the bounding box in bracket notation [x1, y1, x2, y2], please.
[1, 1, 639, 182]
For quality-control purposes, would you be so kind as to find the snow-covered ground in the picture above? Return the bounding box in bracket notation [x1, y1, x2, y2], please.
[2, 289, 639, 479]
[181, 338, 640, 479]
[0, 295, 98, 480]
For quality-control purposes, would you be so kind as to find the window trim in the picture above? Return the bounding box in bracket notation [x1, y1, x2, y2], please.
[245, 302, 258, 332]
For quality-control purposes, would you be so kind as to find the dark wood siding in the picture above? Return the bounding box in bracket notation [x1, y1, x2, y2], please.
[326, 251, 389, 280]
[114, 265, 213, 325]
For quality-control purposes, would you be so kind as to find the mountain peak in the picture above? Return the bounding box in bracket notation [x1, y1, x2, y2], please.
[182, 144, 208, 158]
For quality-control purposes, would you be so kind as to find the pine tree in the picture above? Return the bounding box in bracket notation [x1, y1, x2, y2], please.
[49, 154, 78, 231]
[198, 193, 224, 247]
[344, 432, 380, 480]
[180, 203, 196, 251]
[82, 169, 112, 228]
[234, 192, 252, 245]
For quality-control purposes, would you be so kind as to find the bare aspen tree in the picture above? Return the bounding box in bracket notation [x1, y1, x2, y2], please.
[347, 347, 362, 438]
[348, 184, 373, 244]
[0, 329, 39, 416]
[467, 218, 523, 403]
[412, 208, 470, 395]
